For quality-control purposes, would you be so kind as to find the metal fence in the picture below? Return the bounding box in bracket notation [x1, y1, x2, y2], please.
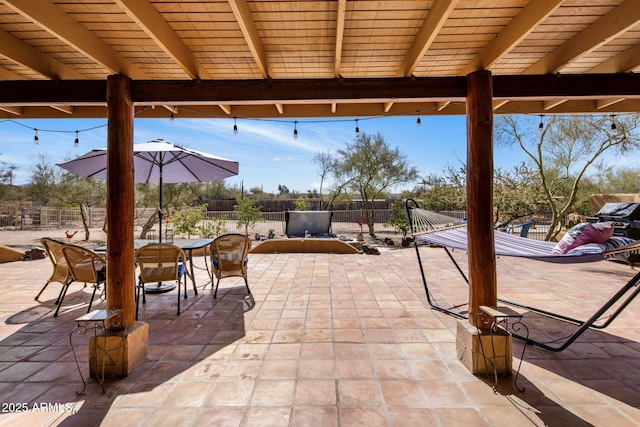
[0, 205, 550, 240]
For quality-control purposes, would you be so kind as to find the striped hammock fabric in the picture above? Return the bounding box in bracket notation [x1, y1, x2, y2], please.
[416, 226, 630, 262]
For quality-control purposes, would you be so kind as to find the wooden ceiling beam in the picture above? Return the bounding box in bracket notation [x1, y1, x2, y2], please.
[228, 0, 269, 78]
[2, 0, 148, 79]
[492, 100, 509, 111]
[525, 0, 640, 74]
[0, 106, 22, 115]
[334, 0, 346, 77]
[461, 0, 563, 74]
[597, 98, 625, 109]
[0, 28, 86, 80]
[493, 74, 640, 99]
[50, 105, 74, 114]
[218, 104, 232, 115]
[114, 0, 211, 80]
[383, 102, 394, 113]
[131, 77, 469, 104]
[398, 0, 457, 77]
[0, 67, 25, 80]
[589, 43, 640, 74]
[2, 74, 640, 108]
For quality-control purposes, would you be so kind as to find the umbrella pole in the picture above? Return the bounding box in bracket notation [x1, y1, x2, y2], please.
[146, 161, 176, 294]
[158, 162, 163, 244]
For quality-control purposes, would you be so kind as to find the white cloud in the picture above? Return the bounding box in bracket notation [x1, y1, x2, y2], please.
[272, 156, 295, 162]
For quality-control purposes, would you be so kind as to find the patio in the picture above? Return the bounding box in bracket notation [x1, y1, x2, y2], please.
[0, 244, 639, 426]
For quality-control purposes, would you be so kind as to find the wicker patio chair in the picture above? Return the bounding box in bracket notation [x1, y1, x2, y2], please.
[134, 243, 186, 319]
[60, 244, 107, 317]
[36, 237, 71, 306]
[209, 233, 251, 298]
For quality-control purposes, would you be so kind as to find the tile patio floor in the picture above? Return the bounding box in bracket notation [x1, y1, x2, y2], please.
[0, 242, 639, 426]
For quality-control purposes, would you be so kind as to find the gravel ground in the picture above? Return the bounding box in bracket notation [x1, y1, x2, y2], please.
[0, 228, 408, 254]
[0, 228, 108, 252]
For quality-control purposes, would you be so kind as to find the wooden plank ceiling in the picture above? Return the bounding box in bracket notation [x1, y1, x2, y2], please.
[1, 0, 640, 118]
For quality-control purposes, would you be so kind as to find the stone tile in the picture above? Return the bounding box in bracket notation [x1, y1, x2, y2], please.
[1, 246, 639, 426]
[295, 379, 337, 405]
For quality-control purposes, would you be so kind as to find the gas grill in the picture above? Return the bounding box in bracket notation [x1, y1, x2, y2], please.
[590, 202, 640, 240]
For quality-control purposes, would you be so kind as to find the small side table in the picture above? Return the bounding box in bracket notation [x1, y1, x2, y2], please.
[476, 305, 529, 392]
[70, 309, 124, 394]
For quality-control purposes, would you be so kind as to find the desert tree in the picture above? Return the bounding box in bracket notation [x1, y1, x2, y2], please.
[496, 114, 640, 240]
[333, 132, 419, 236]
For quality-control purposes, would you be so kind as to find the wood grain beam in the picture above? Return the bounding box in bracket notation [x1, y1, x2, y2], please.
[597, 98, 625, 109]
[492, 100, 509, 111]
[2, 0, 148, 78]
[525, 0, 640, 74]
[492, 73, 640, 99]
[130, 77, 469, 104]
[50, 105, 74, 114]
[3, 74, 640, 108]
[334, 0, 346, 77]
[589, 43, 640, 74]
[399, 0, 457, 77]
[228, 0, 269, 78]
[114, 0, 211, 80]
[0, 67, 24, 80]
[543, 99, 566, 110]
[218, 104, 232, 115]
[461, 0, 563, 74]
[0, 106, 22, 115]
[0, 28, 86, 79]
[383, 102, 394, 113]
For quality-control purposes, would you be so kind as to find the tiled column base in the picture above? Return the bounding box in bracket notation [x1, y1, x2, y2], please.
[89, 321, 148, 378]
[456, 319, 513, 376]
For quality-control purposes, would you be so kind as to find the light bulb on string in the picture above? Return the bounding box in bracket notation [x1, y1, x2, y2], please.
[355, 119, 360, 137]
[537, 115, 544, 134]
[293, 121, 298, 139]
[74, 130, 79, 148]
[610, 114, 617, 133]
[233, 117, 238, 135]
[416, 116, 422, 128]
[34, 129, 39, 145]
[169, 107, 176, 123]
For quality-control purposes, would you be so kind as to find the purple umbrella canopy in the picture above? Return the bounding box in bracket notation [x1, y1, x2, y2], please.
[58, 138, 239, 251]
[57, 138, 239, 184]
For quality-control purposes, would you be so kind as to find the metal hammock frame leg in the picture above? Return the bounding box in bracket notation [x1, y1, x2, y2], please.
[404, 197, 640, 352]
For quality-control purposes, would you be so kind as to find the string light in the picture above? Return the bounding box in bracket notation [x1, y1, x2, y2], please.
[610, 114, 617, 133]
[74, 130, 79, 148]
[3, 109, 634, 148]
[538, 114, 544, 133]
[293, 121, 298, 139]
[169, 107, 176, 123]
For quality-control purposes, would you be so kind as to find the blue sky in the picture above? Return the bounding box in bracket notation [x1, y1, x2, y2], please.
[1, 114, 529, 194]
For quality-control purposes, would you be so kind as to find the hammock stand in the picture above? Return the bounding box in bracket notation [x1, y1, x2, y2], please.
[404, 198, 640, 352]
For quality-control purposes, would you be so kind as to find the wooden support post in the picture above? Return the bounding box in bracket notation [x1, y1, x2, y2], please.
[106, 74, 136, 330]
[466, 69, 497, 326]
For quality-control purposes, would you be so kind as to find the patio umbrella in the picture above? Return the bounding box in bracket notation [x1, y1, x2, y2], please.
[57, 138, 239, 242]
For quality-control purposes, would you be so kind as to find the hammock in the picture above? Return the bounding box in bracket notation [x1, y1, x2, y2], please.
[404, 198, 640, 352]
[418, 224, 616, 262]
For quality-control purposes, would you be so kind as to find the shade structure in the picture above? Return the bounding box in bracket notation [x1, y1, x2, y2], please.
[58, 138, 239, 292]
[58, 138, 239, 184]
